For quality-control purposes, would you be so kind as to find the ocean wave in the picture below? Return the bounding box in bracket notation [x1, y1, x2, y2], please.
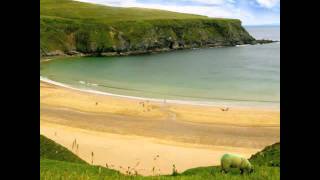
[78, 80, 99, 87]
[89, 83, 98, 87]
[236, 44, 251, 47]
[41, 76, 74, 89]
[42, 59, 52, 62]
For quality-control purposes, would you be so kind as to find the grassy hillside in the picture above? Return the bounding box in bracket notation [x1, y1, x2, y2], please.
[40, 135, 280, 179]
[249, 142, 280, 167]
[40, 0, 255, 57]
[40, 0, 208, 23]
[40, 135, 87, 164]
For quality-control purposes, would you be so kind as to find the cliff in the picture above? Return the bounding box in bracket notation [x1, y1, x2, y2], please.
[40, 0, 256, 57]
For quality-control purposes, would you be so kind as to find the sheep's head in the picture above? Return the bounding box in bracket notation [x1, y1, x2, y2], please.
[250, 167, 254, 173]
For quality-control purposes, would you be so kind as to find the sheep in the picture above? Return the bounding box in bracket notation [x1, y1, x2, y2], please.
[220, 154, 253, 174]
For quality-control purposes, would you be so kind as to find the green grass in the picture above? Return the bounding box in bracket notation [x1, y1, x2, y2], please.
[40, 135, 280, 180]
[40, 0, 209, 23]
[40, 135, 87, 164]
[40, 159, 126, 180]
[249, 142, 280, 167]
[40, 159, 279, 180]
[40, 0, 255, 56]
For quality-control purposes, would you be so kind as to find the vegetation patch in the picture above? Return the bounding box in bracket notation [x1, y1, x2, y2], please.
[249, 142, 280, 167]
[40, 135, 87, 164]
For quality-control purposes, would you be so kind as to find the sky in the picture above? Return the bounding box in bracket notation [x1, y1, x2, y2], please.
[77, 0, 280, 25]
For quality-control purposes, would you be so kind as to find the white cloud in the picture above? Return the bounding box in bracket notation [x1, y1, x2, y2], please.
[256, 0, 280, 8]
[79, 0, 136, 6]
[187, 0, 229, 5]
[75, 0, 279, 25]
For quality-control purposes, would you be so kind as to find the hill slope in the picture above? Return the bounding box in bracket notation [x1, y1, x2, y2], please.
[249, 142, 280, 167]
[40, 0, 256, 57]
[40, 135, 87, 164]
[40, 0, 208, 22]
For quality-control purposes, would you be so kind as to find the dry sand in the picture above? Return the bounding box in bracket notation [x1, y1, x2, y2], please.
[41, 122, 259, 175]
[40, 81, 280, 175]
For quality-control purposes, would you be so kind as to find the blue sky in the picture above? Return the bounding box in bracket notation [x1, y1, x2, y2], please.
[77, 0, 280, 25]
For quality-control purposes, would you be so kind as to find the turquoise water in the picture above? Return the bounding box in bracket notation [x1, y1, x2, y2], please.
[40, 26, 280, 108]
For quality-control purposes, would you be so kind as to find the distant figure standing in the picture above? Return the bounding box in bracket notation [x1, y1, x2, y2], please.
[220, 107, 229, 111]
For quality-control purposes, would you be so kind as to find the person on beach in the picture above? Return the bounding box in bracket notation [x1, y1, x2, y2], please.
[221, 107, 229, 111]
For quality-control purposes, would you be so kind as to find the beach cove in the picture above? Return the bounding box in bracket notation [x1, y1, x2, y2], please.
[39, 0, 280, 178]
[40, 25, 280, 175]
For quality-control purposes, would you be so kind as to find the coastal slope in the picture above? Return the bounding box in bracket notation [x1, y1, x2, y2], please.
[40, 0, 256, 57]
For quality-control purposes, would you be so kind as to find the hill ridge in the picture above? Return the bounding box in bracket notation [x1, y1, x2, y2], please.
[40, 0, 256, 57]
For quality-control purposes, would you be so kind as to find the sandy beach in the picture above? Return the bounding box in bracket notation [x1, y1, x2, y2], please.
[40, 81, 280, 175]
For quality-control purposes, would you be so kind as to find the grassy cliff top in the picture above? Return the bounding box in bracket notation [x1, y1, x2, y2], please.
[40, 0, 253, 56]
[40, 0, 240, 24]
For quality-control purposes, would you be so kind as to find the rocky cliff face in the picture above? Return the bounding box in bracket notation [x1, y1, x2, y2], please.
[40, 18, 256, 57]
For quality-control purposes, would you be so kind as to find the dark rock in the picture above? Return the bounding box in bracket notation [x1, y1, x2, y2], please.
[254, 39, 278, 44]
[45, 50, 66, 56]
[66, 50, 81, 56]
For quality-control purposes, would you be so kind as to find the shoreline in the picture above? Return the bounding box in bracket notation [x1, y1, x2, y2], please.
[41, 80, 279, 128]
[40, 76, 280, 111]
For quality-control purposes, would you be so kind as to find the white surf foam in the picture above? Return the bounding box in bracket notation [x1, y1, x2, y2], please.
[236, 44, 251, 47]
[40, 76, 279, 109]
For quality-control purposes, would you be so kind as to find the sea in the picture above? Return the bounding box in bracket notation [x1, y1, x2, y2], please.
[40, 25, 280, 108]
